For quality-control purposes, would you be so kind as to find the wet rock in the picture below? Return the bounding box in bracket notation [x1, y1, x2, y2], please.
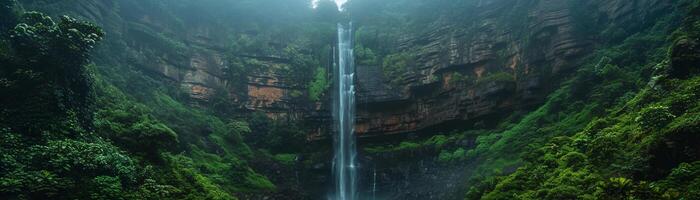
[670, 38, 700, 78]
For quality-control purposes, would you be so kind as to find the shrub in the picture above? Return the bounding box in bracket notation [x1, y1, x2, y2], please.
[273, 154, 296, 166]
[664, 113, 700, 136]
[396, 141, 420, 151]
[636, 105, 676, 129]
[355, 44, 378, 65]
[449, 72, 472, 85]
[453, 148, 466, 161]
[308, 67, 329, 102]
[545, 185, 580, 200]
[31, 139, 138, 183]
[382, 52, 413, 84]
[476, 72, 515, 86]
[438, 148, 467, 163]
[596, 177, 634, 199]
[135, 179, 182, 199]
[86, 176, 124, 200]
[658, 162, 700, 199]
[427, 135, 449, 148]
[226, 120, 251, 139]
[96, 108, 178, 159]
[438, 150, 453, 163]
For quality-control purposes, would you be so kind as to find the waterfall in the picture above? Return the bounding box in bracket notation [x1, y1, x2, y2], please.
[372, 167, 377, 200]
[332, 22, 357, 200]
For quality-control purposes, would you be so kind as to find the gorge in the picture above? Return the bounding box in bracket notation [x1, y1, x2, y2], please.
[0, 0, 699, 200]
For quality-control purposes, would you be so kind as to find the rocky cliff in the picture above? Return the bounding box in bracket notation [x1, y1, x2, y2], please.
[353, 0, 672, 137]
[30, 0, 673, 141]
[13, 0, 693, 199]
[21, 0, 327, 123]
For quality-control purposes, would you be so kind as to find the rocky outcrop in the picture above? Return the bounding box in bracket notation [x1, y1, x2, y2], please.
[22, 0, 326, 123]
[354, 0, 671, 137]
[671, 38, 700, 78]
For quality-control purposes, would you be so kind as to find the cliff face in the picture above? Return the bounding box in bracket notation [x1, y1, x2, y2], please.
[29, 0, 673, 141]
[26, 0, 673, 140]
[22, 0, 323, 122]
[14, 1, 692, 199]
[353, 0, 671, 137]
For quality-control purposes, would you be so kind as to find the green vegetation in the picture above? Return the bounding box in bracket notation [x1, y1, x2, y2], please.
[463, 2, 700, 199]
[308, 67, 329, 102]
[439, 148, 467, 163]
[382, 52, 413, 85]
[364, 134, 456, 154]
[245, 112, 307, 153]
[355, 43, 379, 66]
[0, 1, 281, 199]
[475, 72, 515, 86]
[449, 72, 473, 85]
[353, 1, 700, 199]
[2, 0, 699, 199]
[273, 154, 298, 166]
[0, 7, 139, 199]
[636, 105, 676, 129]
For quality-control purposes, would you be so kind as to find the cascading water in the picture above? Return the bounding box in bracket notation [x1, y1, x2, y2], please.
[332, 22, 357, 200]
[372, 167, 377, 200]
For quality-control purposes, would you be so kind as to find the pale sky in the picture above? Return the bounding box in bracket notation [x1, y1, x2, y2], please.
[312, 0, 347, 10]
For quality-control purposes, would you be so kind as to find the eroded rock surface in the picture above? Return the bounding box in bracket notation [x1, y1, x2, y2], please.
[355, 0, 671, 137]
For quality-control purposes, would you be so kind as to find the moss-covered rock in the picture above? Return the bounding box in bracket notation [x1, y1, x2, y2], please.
[670, 38, 700, 78]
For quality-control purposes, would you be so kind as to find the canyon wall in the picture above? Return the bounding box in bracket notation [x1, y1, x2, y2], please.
[24, 0, 672, 140]
[353, 0, 672, 137]
[22, 0, 326, 122]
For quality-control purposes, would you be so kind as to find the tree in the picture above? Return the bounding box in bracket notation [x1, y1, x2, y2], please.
[1, 12, 104, 135]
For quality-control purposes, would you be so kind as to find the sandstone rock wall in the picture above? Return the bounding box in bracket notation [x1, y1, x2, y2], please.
[355, 0, 671, 137]
[22, 0, 323, 122]
[23, 0, 671, 140]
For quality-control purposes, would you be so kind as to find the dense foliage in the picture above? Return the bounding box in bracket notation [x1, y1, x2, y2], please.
[0, 6, 141, 199]
[462, 2, 700, 199]
[2, 0, 699, 199]
[0, 1, 282, 199]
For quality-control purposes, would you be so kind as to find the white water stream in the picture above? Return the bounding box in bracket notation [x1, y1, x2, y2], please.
[332, 22, 357, 200]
